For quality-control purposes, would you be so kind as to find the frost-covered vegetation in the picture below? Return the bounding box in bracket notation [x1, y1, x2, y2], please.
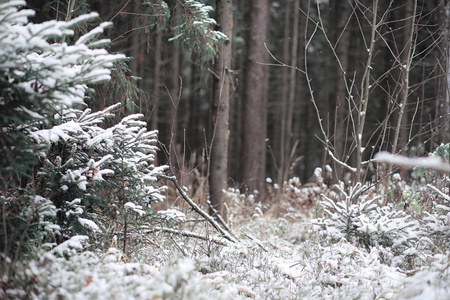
[5, 170, 450, 299]
[1, 1, 450, 299]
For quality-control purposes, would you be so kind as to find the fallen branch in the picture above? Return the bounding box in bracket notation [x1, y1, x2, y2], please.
[206, 199, 236, 236]
[241, 231, 268, 252]
[147, 226, 228, 246]
[161, 174, 237, 243]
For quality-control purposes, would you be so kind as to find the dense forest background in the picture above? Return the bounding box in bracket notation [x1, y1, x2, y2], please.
[26, 0, 449, 196]
[1, 1, 450, 298]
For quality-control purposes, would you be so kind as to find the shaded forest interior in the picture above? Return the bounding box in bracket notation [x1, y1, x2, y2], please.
[27, 0, 449, 193]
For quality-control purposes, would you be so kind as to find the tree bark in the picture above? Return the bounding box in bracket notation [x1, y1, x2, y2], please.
[209, 0, 233, 221]
[285, 0, 300, 182]
[150, 30, 162, 131]
[396, 0, 415, 153]
[275, 1, 291, 186]
[435, 0, 450, 144]
[355, 0, 379, 183]
[167, 39, 180, 170]
[330, 0, 351, 180]
[239, 0, 269, 196]
[164, 3, 180, 171]
[446, 1, 450, 143]
[129, 1, 141, 106]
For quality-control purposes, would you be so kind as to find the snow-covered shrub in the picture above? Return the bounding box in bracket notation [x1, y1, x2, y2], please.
[0, 0, 124, 265]
[194, 211, 406, 300]
[410, 144, 450, 249]
[32, 105, 168, 251]
[0, 194, 60, 262]
[312, 184, 420, 254]
[312, 184, 378, 243]
[0, 0, 169, 270]
[290, 239, 405, 299]
[357, 205, 420, 253]
[5, 236, 233, 300]
[393, 252, 450, 300]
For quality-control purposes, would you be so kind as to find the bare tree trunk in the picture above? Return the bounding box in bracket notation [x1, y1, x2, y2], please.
[447, 1, 450, 143]
[167, 40, 180, 170]
[395, 0, 415, 154]
[129, 1, 141, 104]
[390, 0, 417, 157]
[275, 1, 291, 186]
[166, 4, 180, 171]
[355, 0, 379, 183]
[284, 0, 300, 183]
[385, 0, 417, 201]
[150, 30, 162, 131]
[209, 0, 233, 221]
[331, 0, 351, 179]
[435, 0, 450, 144]
[240, 0, 269, 196]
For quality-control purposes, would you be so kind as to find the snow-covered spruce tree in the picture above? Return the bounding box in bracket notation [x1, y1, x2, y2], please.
[312, 184, 420, 254]
[0, 0, 167, 270]
[31, 105, 168, 253]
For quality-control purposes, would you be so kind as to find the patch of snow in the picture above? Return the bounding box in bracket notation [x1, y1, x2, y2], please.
[78, 218, 99, 232]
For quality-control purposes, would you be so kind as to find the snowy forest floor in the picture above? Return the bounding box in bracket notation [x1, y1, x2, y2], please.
[8, 178, 450, 300]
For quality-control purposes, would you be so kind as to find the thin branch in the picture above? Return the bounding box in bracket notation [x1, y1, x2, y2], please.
[241, 231, 268, 252]
[327, 149, 357, 173]
[161, 174, 237, 243]
[148, 226, 228, 246]
[261, 43, 306, 75]
[428, 184, 450, 203]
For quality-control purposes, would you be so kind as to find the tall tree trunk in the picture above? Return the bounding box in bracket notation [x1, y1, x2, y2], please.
[167, 4, 180, 171]
[150, 30, 162, 131]
[209, 0, 233, 221]
[330, 0, 351, 180]
[275, 1, 291, 186]
[435, 0, 450, 144]
[240, 0, 269, 196]
[386, 0, 417, 194]
[167, 41, 180, 170]
[355, 0, 379, 183]
[396, 0, 415, 153]
[284, 0, 300, 183]
[446, 1, 450, 143]
[129, 0, 141, 112]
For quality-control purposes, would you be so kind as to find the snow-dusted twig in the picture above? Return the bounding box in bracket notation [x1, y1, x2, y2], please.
[161, 174, 237, 243]
[327, 149, 357, 173]
[146, 226, 228, 246]
[427, 184, 450, 203]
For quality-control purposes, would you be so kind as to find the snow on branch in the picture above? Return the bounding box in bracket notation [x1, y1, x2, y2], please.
[327, 149, 357, 173]
[374, 151, 450, 172]
[427, 184, 450, 203]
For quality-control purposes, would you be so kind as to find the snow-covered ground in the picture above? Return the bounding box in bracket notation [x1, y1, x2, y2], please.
[7, 183, 450, 300]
